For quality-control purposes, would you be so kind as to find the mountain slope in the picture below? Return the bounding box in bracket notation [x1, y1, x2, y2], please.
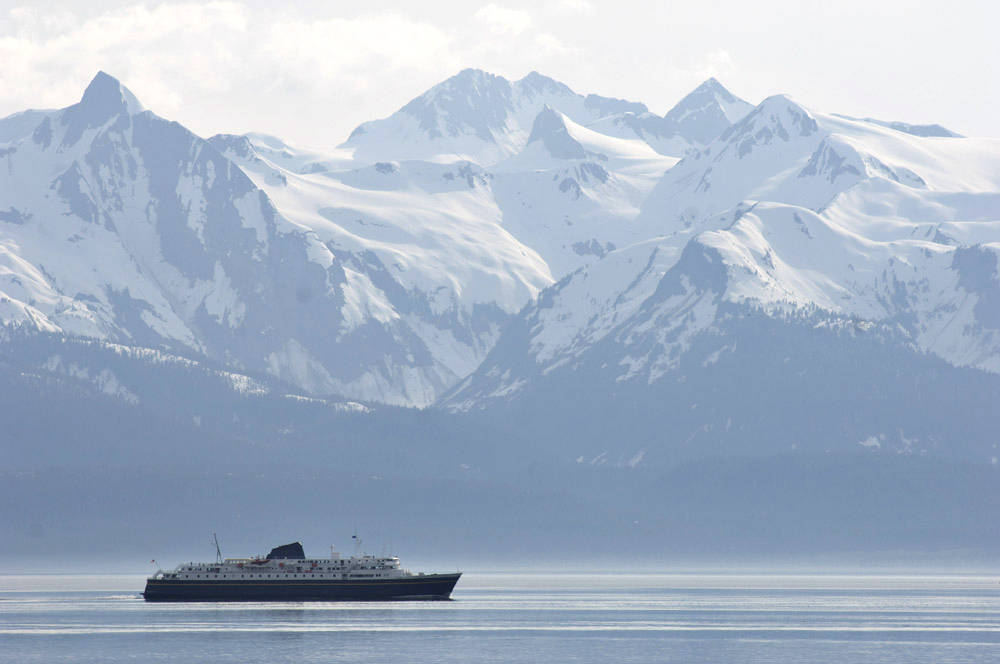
[489, 108, 678, 276]
[441, 94, 1000, 464]
[4, 69, 997, 418]
[207, 105, 680, 390]
[0, 73, 535, 405]
[0, 69, 717, 408]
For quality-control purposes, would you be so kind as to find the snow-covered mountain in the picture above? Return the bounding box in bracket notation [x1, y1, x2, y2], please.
[0, 73, 545, 405]
[341, 69, 751, 163]
[4, 68, 997, 426]
[579, 79, 753, 158]
[442, 93, 1000, 463]
[1, 71, 745, 406]
[0, 72, 405, 398]
[485, 108, 679, 276]
[661, 77, 755, 145]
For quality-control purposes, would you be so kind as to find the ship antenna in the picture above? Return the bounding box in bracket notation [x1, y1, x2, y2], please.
[213, 532, 223, 564]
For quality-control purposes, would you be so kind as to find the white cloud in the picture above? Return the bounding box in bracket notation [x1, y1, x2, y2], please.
[694, 49, 737, 84]
[0, 2, 251, 113]
[533, 33, 574, 56]
[0, 2, 460, 141]
[474, 3, 534, 35]
[260, 13, 456, 89]
[0, 2, 588, 143]
[704, 49, 734, 74]
[552, 0, 596, 16]
[1, 0, 988, 143]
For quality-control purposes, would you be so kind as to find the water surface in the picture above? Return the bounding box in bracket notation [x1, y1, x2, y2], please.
[2, 573, 998, 662]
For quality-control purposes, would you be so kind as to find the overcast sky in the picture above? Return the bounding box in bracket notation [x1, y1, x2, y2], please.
[1, 0, 996, 147]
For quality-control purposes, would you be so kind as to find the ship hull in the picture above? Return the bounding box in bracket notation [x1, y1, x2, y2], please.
[142, 573, 461, 602]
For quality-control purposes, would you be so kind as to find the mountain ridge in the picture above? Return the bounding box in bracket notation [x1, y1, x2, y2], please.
[3, 68, 998, 415]
[441, 91, 1000, 427]
[341, 68, 752, 163]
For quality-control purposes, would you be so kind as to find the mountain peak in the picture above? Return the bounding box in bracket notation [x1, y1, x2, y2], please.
[517, 71, 575, 97]
[527, 105, 565, 136]
[716, 94, 819, 151]
[411, 68, 512, 105]
[57, 71, 145, 146]
[412, 68, 513, 105]
[527, 106, 586, 159]
[693, 77, 742, 103]
[440, 68, 507, 91]
[663, 78, 754, 144]
[342, 67, 653, 162]
[396, 69, 513, 142]
[79, 71, 144, 117]
[754, 94, 813, 119]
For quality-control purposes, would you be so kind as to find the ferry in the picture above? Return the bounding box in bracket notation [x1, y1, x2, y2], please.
[143, 539, 461, 601]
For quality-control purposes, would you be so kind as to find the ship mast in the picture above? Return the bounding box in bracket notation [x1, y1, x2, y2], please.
[213, 533, 223, 564]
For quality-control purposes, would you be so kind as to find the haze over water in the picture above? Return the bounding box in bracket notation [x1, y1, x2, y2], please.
[2, 572, 999, 663]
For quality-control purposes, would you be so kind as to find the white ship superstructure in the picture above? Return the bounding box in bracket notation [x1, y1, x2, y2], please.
[153, 552, 412, 582]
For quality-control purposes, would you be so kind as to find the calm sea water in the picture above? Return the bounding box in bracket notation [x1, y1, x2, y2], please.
[1, 572, 999, 663]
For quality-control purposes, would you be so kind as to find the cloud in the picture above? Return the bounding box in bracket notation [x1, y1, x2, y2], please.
[533, 33, 574, 56]
[695, 49, 736, 81]
[552, 0, 596, 16]
[0, 1, 587, 145]
[0, 3, 458, 124]
[473, 3, 534, 35]
[261, 13, 457, 90]
[0, 2, 251, 113]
